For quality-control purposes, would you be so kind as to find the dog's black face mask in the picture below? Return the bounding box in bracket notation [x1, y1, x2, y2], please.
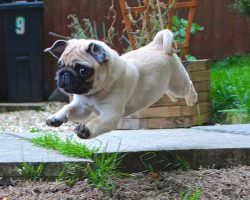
[57, 61, 94, 94]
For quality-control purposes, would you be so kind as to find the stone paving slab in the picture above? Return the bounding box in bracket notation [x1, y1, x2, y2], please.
[0, 133, 92, 177]
[1, 124, 250, 175]
[11, 127, 250, 153]
[192, 124, 250, 135]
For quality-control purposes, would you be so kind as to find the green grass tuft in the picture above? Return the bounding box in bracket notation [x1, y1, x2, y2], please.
[180, 188, 203, 200]
[31, 132, 98, 158]
[31, 132, 125, 195]
[211, 54, 250, 123]
[16, 163, 44, 181]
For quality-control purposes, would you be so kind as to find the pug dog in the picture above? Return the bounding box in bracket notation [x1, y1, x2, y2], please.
[45, 29, 198, 139]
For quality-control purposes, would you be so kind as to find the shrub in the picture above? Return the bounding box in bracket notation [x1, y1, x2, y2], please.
[211, 54, 250, 123]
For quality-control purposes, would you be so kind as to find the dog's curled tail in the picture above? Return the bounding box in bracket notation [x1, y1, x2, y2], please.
[151, 29, 176, 55]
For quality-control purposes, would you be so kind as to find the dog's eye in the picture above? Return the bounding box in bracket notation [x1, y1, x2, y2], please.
[75, 64, 93, 77]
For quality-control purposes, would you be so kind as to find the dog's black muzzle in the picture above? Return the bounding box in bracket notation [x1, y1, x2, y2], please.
[58, 71, 91, 94]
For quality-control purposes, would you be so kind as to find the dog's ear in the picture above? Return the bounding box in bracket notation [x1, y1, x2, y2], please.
[86, 42, 107, 64]
[44, 40, 68, 59]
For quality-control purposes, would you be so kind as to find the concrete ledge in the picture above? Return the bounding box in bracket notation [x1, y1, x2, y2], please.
[1, 125, 250, 175]
[0, 133, 92, 177]
[118, 148, 250, 172]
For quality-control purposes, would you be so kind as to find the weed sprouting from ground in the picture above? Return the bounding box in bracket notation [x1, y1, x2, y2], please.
[211, 54, 250, 123]
[30, 132, 124, 195]
[16, 163, 44, 181]
[180, 188, 203, 200]
[140, 152, 193, 172]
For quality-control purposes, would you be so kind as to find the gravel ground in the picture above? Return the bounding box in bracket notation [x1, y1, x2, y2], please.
[0, 166, 249, 200]
[0, 102, 77, 134]
[0, 103, 250, 199]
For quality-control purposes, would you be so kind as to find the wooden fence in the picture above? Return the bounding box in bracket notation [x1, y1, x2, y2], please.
[1, 0, 250, 99]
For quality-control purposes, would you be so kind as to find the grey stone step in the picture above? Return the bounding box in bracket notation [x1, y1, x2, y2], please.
[1, 124, 250, 176]
[0, 133, 92, 178]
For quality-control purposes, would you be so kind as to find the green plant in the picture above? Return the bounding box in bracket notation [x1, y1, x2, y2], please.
[171, 15, 204, 44]
[140, 152, 192, 172]
[31, 132, 125, 195]
[28, 127, 42, 133]
[57, 163, 87, 186]
[233, 0, 250, 18]
[31, 132, 98, 158]
[68, 15, 98, 40]
[67, 1, 203, 60]
[16, 163, 44, 181]
[211, 54, 250, 123]
[123, 0, 203, 60]
[180, 188, 203, 200]
[67, 1, 117, 46]
[86, 152, 124, 195]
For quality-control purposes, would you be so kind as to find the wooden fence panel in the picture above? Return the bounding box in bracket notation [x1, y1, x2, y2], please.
[0, 0, 250, 100]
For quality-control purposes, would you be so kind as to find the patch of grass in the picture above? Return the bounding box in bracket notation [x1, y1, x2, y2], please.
[31, 132, 97, 159]
[31, 132, 124, 195]
[180, 188, 203, 200]
[86, 152, 125, 195]
[16, 163, 44, 181]
[140, 152, 192, 172]
[211, 54, 250, 123]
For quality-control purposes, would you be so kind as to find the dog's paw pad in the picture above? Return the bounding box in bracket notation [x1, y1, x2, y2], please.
[46, 117, 64, 127]
[74, 124, 90, 139]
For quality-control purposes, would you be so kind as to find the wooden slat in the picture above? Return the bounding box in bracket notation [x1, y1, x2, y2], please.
[193, 81, 210, 92]
[190, 112, 212, 126]
[129, 102, 211, 119]
[152, 92, 210, 107]
[119, 111, 212, 130]
[189, 70, 210, 82]
[145, 117, 190, 129]
[174, 2, 197, 8]
[181, 102, 211, 116]
[185, 59, 210, 72]
[130, 106, 182, 118]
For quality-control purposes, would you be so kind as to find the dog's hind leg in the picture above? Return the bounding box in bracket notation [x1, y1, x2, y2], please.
[166, 80, 198, 106]
[165, 89, 178, 102]
[184, 83, 198, 106]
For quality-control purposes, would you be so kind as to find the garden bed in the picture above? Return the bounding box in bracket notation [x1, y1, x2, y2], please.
[0, 166, 249, 199]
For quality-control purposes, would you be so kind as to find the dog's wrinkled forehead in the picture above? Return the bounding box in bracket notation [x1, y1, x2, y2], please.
[45, 39, 109, 67]
[61, 40, 94, 66]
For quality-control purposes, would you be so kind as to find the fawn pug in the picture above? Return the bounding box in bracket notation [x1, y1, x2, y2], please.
[45, 29, 197, 139]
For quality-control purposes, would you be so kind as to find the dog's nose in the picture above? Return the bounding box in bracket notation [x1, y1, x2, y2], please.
[59, 71, 71, 88]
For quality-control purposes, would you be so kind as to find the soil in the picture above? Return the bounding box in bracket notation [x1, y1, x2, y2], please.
[0, 103, 250, 199]
[0, 166, 249, 200]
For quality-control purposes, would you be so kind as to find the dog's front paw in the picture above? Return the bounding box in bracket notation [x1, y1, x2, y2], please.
[74, 124, 91, 139]
[46, 115, 67, 127]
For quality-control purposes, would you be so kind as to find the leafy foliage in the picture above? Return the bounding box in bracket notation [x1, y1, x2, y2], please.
[233, 0, 250, 18]
[171, 15, 204, 44]
[67, 1, 203, 61]
[211, 54, 250, 123]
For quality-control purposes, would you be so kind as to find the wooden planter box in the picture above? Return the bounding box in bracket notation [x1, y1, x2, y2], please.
[118, 59, 211, 129]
